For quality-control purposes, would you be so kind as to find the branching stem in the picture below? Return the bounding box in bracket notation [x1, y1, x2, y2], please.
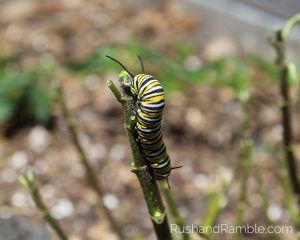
[19, 173, 68, 240]
[159, 181, 190, 240]
[108, 74, 172, 240]
[269, 16, 300, 212]
[54, 79, 125, 240]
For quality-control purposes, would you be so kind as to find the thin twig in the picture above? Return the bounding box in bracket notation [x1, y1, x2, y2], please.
[107, 80, 123, 103]
[54, 79, 125, 240]
[159, 181, 190, 240]
[277, 154, 300, 228]
[281, 13, 300, 41]
[108, 73, 172, 240]
[19, 172, 68, 240]
[234, 106, 252, 230]
[200, 188, 227, 240]
[269, 19, 300, 212]
[253, 162, 279, 240]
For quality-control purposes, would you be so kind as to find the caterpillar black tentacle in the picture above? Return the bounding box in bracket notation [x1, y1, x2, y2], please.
[106, 55, 135, 78]
[107, 55, 179, 185]
[137, 55, 145, 73]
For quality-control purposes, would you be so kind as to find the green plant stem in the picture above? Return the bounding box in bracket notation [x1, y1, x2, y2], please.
[200, 189, 227, 240]
[20, 173, 68, 240]
[107, 80, 122, 103]
[270, 21, 300, 212]
[282, 13, 300, 40]
[234, 107, 252, 240]
[55, 80, 125, 240]
[278, 154, 300, 229]
[253, 162, 279, 240]
[159, 181, 190, 240]
[236, 128, 251, 221]
[108, 75, 172, 240]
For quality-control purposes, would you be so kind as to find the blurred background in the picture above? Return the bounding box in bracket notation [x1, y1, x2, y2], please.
[0, 0, 300, 239]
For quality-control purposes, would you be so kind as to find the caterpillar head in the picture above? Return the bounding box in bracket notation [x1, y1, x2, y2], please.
[106, 55, 145, 97]
[119, 71, 132, 88]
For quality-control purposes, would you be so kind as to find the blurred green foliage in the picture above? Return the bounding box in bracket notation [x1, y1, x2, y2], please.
[66, 41, 281, 98]
[2, 40, 297, 132]
[0, 57, 52, 129]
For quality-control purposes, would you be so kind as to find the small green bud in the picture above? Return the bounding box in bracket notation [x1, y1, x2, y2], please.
[19, 175, 29, 188]
[119, 71, 132, 87]
[119, 70, 129, 79]
[287, 62, 298, 85]
[26, 171, 34, 182]
[152, 210, 165, 224]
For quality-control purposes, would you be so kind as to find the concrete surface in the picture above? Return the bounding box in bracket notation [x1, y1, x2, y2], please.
[182, 0, 300, 59]
[0, 216, 51, 240]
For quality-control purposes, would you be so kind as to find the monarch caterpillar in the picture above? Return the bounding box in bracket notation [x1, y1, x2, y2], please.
[106, 55, 181, 186]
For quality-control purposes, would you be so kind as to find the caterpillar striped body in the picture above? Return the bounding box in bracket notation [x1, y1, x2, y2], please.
[106, 55, 180, 185]
[131, 74, 171, 180]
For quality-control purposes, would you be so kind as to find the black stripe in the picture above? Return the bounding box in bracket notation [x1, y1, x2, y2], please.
[139, 76, 155, 89]
[142, 88, 164, 98]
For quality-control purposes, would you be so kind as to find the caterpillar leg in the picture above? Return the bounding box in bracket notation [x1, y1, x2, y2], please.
[166, 178, 171, 189]
[164, 166, 182, 189]
[171, 166, 183, 170]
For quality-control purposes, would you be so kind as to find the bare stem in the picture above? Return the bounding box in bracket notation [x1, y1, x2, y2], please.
[253, 162, 279, 240]
[108, 73, 172, 240]
[107, 80, 123, 103]
[54, 80, 125, 240]
[159, 181, 190, 240]
[19, 172, 68, 240]
[200, 189, 227, 240]
[282, 13, 300, 40]
[269, 17, 300, 212]
[235, 112, 279, 239]
[278, 154, 300, 228]
[232, 108, 252, 240]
